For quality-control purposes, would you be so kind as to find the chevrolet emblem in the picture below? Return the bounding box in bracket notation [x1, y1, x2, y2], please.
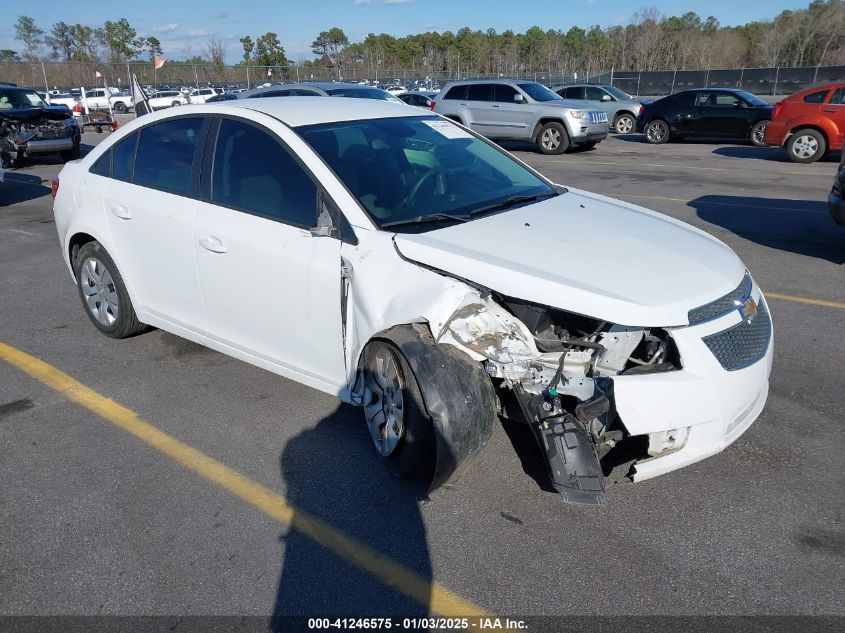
[740, 297, 758, 320]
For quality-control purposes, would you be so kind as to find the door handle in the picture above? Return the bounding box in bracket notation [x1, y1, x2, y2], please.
[492, 104, 500, 108]
[198, 235, 228, 254]
[822, 108, 837, 113]
[110, 205, 131, 220]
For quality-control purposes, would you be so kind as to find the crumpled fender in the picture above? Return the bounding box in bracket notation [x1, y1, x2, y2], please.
[378, 324, 498, 492]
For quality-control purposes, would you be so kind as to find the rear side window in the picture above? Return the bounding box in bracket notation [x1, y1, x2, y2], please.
[444, 85, 467, 100]
[133, 117, 203, 195]
[466, 84, 491, 101]
[90, 149, 112, 176]
[112, 133, 138, 181]
[804, 90, 828, 104]
[563, 86, 585, 100]
[830, 88, 845, 105]
[493, 84, 518, 102]
[211, 118, 317, 227]
[673, 92, 697, 106]
[248, 90, 290, 98]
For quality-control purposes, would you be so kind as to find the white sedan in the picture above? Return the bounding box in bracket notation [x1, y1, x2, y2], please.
[51, 98, 773, 505]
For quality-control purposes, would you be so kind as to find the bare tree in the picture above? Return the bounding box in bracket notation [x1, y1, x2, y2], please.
[207, 37, 226, 66]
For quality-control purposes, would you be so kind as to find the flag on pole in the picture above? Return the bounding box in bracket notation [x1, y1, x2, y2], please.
[95, 70, 102, 78]
[154, 55, 167, 70]
[132, 73, 153, 117]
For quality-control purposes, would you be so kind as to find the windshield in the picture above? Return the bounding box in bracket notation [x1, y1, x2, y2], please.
[736, 90, 769, 107]
[297, 116, 554, 231]
[326, 88, 402, 103]
[517, 82, 562, 102]
[604, 85, 634, 101]
[0, 89, 48, 109]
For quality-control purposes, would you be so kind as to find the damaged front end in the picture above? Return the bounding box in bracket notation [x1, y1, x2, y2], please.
[436, 291, 681, 505]
[0, 107, 77, 166]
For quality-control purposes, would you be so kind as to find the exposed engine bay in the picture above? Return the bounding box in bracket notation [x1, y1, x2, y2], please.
[0, 107, 77, 166]
[433, 289, 682, 505]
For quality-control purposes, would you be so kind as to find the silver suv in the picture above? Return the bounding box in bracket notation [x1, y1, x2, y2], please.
[553, 84, 644, 134]
[433, 79, 608, 154]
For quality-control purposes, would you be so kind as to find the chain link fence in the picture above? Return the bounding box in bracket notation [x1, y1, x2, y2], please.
[2, 61, 845, 97]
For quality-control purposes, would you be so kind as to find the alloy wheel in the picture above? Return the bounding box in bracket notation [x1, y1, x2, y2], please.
[615, 115, 634, 134]
[541, 128, 561, 151]
[791, 134, 818, 159]
[646, 120, 668, 143]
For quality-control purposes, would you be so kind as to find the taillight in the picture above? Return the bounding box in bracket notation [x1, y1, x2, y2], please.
[430, 100, 436, 111]
[51, 178, 60, 199]
[772, 101, 783, 120]
[638, 105, 644, 115]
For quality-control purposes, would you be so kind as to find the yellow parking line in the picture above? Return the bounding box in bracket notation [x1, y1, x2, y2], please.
[0, 340, 486, 617]
[765, 293, 845, 310]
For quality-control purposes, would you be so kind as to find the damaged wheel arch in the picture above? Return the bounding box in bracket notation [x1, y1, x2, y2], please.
[356, 323, 499, 493]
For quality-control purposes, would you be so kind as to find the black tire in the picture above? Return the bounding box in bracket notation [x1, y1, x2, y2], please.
[580, 141, 597, 150]
[644, 118, 670, 144]
[172, 101, 181, 107]
[60, 133, 81, 162]
[613, 112, 636, 134]
[536, 121, 569, 155]
[785, 128, 826, 164]
[113, 102, 127, 113]
[75, 241, 146, 339]
[361, 340, 435, 479]
[750, 120, 769, 147]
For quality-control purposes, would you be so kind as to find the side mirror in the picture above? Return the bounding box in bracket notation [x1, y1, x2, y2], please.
[513, 93, 525, 103]
[310, 193, 340, 239]
[601, 94, 612, 102]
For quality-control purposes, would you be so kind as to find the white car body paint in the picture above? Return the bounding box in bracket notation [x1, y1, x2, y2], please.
[52, 98, 772, 490]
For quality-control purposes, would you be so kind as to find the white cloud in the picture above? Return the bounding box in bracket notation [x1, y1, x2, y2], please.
[186, 29, 211, 38]
[154, 23, 178, 33]
[354, 0, 373, 5]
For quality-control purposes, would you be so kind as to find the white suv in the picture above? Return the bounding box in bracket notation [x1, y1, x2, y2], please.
[52, 98, 772, 505]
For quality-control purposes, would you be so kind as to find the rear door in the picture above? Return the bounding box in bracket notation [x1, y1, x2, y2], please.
[824, 87, 845, 149]
[463, 84, 495, 134]
[193, 116, 346, 387]
[102, 116, 209, 329]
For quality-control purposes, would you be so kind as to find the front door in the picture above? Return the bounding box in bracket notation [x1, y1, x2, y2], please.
[487, 84, 534, 138]
[193, 117, 346, 388]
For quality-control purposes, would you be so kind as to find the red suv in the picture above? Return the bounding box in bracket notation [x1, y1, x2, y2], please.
[764, 83, 845, 163]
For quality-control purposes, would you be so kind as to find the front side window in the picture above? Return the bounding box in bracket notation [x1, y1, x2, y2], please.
[0, 89, 47, 109]
[297, 116, 555, 232]
[493, 84, 518, 102]
[516, 82, 562, 102]
[211, 118, 317, 227]
[604, 85, 634, 101]
[133, 117, 203, 195]
[585, 86, 606, 101]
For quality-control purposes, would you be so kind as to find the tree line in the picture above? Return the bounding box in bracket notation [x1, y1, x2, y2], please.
[5, 1, 845, 75]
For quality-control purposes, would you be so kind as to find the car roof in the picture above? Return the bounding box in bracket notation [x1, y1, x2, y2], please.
[208, 96, 417, 127]
[442, 78, 538, 86]
[675, 88, 750, 93]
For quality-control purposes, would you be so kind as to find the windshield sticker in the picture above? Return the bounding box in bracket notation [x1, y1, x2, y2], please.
[421, 119, 474, 139]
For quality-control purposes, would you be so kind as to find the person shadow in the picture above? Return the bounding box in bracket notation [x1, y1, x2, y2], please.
[271, 403, 432, 625]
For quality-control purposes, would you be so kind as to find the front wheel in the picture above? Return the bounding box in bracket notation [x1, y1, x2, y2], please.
[113, 102, 127, 114]
[361, 341, 434, 479]
[750, 120, 769, 147]
[785, 128, 826, 163]
[613, 112, 635, 134]
[171, 101, 181, 107]
[644, 119, 670, 144]
[75, 242, 146, 339]
[537, 121, 569, 155]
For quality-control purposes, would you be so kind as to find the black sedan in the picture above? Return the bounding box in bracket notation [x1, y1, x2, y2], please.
[829, 150, 845, 226]
[636, 89, 772, 146]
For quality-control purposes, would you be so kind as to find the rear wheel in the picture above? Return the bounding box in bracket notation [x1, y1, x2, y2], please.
[113, 102, 127, 113]
[613, 112, 635, 134]
[644, 119, 670, 144]
[537, 121, 569, 154]
[361, 340, 435, 479]
[786, 128, 826, 163]
[171, 101, 181, 107]
[750, 120, 769, 147]
[75, 242, 146, 339]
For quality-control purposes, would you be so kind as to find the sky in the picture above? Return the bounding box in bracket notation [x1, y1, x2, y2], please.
[3, 0, 811, 64]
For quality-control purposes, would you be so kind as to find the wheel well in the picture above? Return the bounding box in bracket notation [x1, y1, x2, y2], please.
[531, 117, 567, 142]
[68, 232, 97, 273]
[787, 125, 829, 147]
[613, 110, 636, 121]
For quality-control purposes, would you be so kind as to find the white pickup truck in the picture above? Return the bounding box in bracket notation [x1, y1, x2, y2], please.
[82, 88, 134, 113]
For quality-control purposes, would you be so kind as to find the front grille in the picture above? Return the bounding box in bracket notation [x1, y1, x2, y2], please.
[688, 273, 752, 325]
[702, 299, 771, 371]
[590, 111, 608, 124]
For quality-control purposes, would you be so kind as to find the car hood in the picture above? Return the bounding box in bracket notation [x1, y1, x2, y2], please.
[392, 189, 746, 327]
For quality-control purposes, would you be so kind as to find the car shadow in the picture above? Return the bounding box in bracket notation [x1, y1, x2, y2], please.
[688, 195, 844, 264]
[272, 403, 432, 624]
[0, 172, 51, 207]
[499, 417, 555, 493]
[713, 146, 841, 163]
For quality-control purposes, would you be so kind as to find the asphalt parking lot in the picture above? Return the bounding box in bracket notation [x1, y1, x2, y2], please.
[1, 119, 843, 624]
